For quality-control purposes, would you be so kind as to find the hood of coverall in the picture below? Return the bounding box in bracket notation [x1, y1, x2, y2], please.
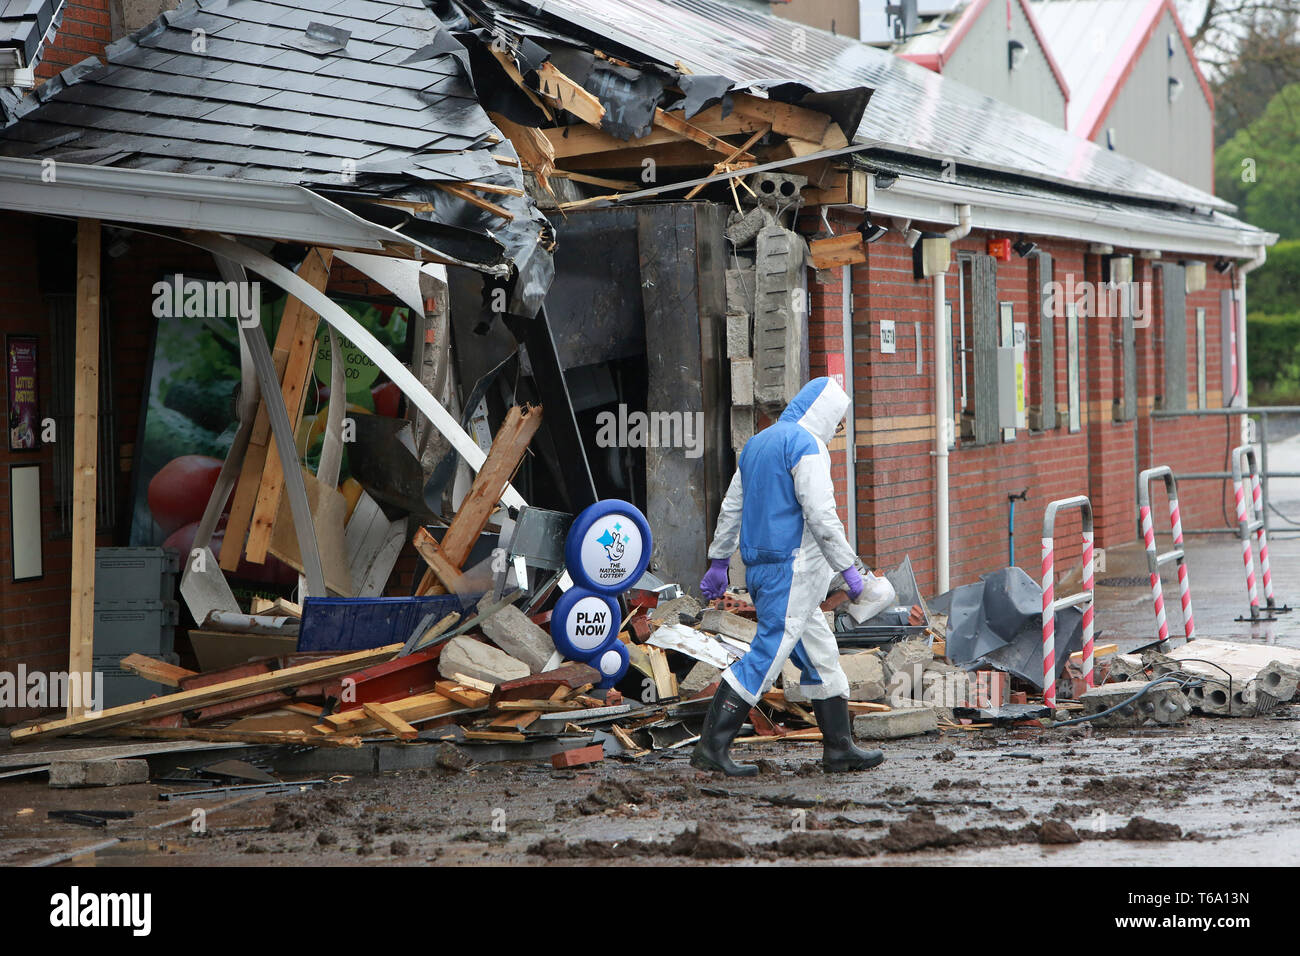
[778, 377, 850, 445]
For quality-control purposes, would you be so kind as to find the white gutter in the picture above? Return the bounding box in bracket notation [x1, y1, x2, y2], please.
[932, 204, 971, 595]
[0, 156, 504, 272]
[1235, 245, 1268, 441]
[867, 172, 1276, 260]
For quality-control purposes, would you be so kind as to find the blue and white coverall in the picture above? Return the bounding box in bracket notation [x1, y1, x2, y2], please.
[707, 377, 857, 705]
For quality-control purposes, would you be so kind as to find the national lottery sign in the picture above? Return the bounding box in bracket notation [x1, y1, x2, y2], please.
[564, 499, 652, 595]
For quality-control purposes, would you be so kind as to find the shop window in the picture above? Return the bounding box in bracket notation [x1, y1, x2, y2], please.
[1158, 263, 1188, 411]
[1029, 252, 1055, 430]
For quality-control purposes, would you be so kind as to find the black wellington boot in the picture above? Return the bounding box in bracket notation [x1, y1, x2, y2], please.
[813, 695, 885, 773]
[690, 682, 759, 777]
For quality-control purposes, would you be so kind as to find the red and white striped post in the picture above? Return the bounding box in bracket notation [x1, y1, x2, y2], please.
[1041, 535, 1056, 707]
[1232, 447, 1261, 618]
[1139, 466, 1196, 644]
[1168, 495, 1195, 640]
[1140, 503, 1169, 642]
[1041, 496, 1094, 710]
[1250, 472, 1274, 606]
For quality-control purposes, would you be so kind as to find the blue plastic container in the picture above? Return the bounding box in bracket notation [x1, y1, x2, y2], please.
[298, 595, 467, 652]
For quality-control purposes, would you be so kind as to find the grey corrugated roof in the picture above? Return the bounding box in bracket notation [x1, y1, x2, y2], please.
[489, 0, 1231, 214]
[0, 0, 552, 299]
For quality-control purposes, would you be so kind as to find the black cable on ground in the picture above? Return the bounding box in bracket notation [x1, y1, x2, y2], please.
[1051, 673, 1203, 727]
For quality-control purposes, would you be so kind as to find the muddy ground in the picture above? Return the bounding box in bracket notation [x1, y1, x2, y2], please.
[2, 710, 1300, 866]
[5, 441, 1300, 867]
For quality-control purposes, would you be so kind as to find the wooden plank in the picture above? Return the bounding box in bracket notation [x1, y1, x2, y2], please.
[645, 645, 678, 701]
[119, 654, 197, 688]
[489, 709, 542, 730]
[652, 107, 755, 159]
[535, 61, 605, 125]
[488, 111, 556, 187]
[416, 404, 542, 595]
[362, 702, 418, 740]
[434, 182, 515, 221]
[68, 218, 100, 719]
[685, 125, 770, 199]
[100, 726, 363, 748]
[544, 104, 764, 159]
[493, 699, 584, 712]
[449, 673, 496, 694]
[809, 233, 867, 270]
[11, 643, 404, 743]
[434, 681, 491, 708]
[730, 93, 833, 142]
[245, 248, 334, 564]
[463, 729, 526, 742]
[412, 527, 468, 593]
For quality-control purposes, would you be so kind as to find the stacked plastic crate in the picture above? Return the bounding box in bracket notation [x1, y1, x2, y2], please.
[93, 548, 180, 708]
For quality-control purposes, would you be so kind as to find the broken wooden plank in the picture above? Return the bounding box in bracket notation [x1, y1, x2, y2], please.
[416, 404, 542, 595]
[535, 61, 605, 125]
[809, 232, 867, 270]
[434, 681, 491, 708]
[730, 93, 833, 142]
[11, 643, 403, 743]
[119, 654, 198, 688]
[434, 182, 515, 221]
[464, 729, 527, 742]
[99, 726, 363, 748]
[245, 248, 335, 564]
[361, 702, 419, 740]
[652, 107, 755, 159]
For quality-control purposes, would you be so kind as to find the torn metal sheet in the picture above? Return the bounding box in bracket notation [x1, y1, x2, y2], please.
[930, 566, 1084, 690]
[647, 623, 739, 670]
[192, 233, 526, 511]
[335, 251, 426, 319]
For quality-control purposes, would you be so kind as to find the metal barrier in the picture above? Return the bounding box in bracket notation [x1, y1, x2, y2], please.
[1231, 444, 1290, 621]
[1148, 406, 1300, 536]
[1138, 466, 1195, 644]
[1041, 495, 1095, 708]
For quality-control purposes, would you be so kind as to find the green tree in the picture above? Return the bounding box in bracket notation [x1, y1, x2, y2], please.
[1215, 82, 1300, 239]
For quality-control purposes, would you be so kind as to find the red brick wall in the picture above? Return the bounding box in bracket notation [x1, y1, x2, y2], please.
[35, 0, 113, 80]
[803, 221, 1236, 598]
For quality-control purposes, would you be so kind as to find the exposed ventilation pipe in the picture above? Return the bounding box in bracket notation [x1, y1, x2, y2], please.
[932, 204, 972, 594]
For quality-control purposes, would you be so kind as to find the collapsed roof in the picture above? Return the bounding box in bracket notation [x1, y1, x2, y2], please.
[472, 0, 1230, 216]
[0, 0, 555, 314]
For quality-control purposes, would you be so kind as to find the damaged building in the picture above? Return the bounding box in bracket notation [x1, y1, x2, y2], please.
[0, 0, 1277, 740]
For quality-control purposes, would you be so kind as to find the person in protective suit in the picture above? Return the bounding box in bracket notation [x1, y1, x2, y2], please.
[694, 377, 884, 776]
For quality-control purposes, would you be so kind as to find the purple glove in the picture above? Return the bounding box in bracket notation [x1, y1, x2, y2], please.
[841, 565, 864, 601]
[700, 558, 730, 600]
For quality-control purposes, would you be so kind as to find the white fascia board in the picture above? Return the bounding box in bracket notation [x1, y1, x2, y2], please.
[0, 156, 500, 271]
[867, 172, 1277, 259]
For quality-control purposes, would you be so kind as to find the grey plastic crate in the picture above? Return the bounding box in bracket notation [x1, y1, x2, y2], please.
[93, 601, 178, 658]
[94, 547, 180, 603]
[92, 653, 176, 710]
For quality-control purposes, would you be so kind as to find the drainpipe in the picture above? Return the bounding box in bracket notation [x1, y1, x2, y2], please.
[841, 263, 857, 552]
[1235, 245, 1267, 444]
[933, 204, 972, 595]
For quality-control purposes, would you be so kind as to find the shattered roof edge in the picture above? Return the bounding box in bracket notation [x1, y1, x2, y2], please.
[0, 155, 506, 270]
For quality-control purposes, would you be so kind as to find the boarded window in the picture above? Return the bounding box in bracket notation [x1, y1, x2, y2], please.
[1159, 263, 1188, 412]
[971, 253, 999, 446]
[1030, 252, 1055, 430]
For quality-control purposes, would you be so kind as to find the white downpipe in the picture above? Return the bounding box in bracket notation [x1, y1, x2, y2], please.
[841, 264, 857, 553]
[1236, 246, 1267, 443]
[933, 204, 972, 594]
